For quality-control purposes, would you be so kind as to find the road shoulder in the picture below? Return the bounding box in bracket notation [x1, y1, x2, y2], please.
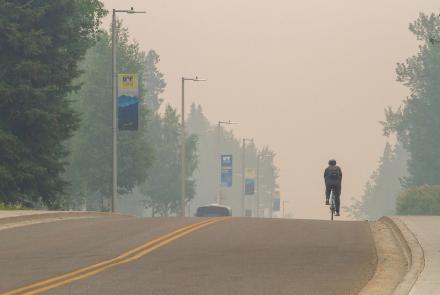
[359, 218, 408, 295]
[394, 216, 440, 295]
[0, 211, 116, 231]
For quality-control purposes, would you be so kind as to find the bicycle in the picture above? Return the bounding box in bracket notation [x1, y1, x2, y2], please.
[329, 190, 336, 221]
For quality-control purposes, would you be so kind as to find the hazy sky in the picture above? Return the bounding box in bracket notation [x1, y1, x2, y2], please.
[102, 0, 438, 219]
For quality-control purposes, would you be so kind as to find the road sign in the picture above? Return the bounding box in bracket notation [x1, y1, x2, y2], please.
[118, 74, 139, 131]
[221, 155, 233, 187]
[273, 198, 280, 211]
[245, 168, 255, 195]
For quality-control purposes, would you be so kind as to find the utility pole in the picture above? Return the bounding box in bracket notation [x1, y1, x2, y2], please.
[111, 7, 145, 213]
[180, 78, 185, 217]
[241, 139, 245, 216]
[180, 77, 206, 217]
[283, 200, 289, 218]
[111, 9, 116, 213]
[256, 153, 273, 217]
[241, 138, 253, 216]
[256, 154, 260, 217]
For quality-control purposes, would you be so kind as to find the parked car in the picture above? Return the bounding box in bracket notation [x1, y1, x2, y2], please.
[195, 204, 232, 217]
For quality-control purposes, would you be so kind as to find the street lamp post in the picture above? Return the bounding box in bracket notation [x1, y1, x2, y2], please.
[216, 121, 239, 204]
[283, 199, 289, 218]
[256, 153, 273, 217]
[241, 138, 253, 216]
[180, 77, 207, 217]
[111, 7, 145, 213]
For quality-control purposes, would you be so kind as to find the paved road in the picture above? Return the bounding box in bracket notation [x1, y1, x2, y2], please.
[0, 216, 376, 295]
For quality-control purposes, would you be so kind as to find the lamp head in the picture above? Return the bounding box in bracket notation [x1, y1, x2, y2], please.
[194, 76, 207, 82]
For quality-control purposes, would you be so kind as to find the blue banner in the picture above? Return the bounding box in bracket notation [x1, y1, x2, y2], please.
[118, 74, 139, 131]
[245, 168, 255, 195]
[245, 179, 255, 195]
[221, 155, 233, 187]
[273, 198, 280, 211]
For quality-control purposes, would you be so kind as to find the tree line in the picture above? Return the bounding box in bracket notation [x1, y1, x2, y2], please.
[0, 1, 280, 216]
[187, 104, 279, 217]
[348, 13, 440, 218]
[0, 0, 106, 207]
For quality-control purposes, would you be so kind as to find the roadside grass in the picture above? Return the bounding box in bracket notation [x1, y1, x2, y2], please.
[0, 203, 31, 210]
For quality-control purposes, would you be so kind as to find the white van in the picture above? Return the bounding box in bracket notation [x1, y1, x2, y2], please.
[195, 204, 232, 217]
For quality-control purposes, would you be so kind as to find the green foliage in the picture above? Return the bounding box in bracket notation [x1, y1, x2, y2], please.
[0, 202, 30, 210]
[187, 104, 279, 216]
[137, 53, 201, 216]
[0, 0, 106, 208]
[64, 27, 153, 210]
[144, 50, 166, 112]
[346, 143, 408, 220]
[382, 13, 440, 187]
[141, 106, 198, 216]
[397, 185, 440, 215]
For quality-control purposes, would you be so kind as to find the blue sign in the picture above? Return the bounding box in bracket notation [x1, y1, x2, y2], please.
[245, 179, 255, 195]
[244, 168, 255, 195]
[273, 198, 280, 211]
[118, 74, 139, 131]
[221, 155, 233, 187]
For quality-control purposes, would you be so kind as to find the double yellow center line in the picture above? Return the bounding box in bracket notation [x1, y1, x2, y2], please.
[2, 217, 228, 295]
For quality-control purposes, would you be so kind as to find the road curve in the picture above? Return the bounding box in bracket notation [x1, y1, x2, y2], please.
[0, 216, 376, 295]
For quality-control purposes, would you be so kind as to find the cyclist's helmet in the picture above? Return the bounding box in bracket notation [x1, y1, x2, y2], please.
[328, 159, 337, 166]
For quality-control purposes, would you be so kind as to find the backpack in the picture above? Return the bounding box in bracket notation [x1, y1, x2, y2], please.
[327, 166, 340, 182]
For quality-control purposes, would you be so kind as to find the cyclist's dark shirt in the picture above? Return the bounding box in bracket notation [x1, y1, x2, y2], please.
[324, 165, 342, 185]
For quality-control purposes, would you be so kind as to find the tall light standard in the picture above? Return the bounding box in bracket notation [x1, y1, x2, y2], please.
[241, 138, 253, 216]
[256, 153, 273, 217]
[180, 76, 207, 217]
[111, 7, 145, 213]
[283, 199, 289, 218]
[217, 120, 239, 204]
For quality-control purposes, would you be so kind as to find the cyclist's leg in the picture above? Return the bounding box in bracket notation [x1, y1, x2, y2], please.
[335, 184, 341, 214]
[325, 184, 331, 205]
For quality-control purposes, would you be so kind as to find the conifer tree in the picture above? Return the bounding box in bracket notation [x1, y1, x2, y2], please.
[0, 0, 106, 207]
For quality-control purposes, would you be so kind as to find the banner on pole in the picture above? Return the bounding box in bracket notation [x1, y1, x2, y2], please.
[221, 155, 233, 187]
[118, 74, 139, 131]
[273, 197, 280, 211]
[244, 168, 255, 195]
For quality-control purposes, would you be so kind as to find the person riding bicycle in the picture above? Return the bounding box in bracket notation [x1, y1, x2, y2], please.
[324, 159, 342, 216]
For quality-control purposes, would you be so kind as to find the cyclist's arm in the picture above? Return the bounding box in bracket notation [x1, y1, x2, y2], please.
[324, 168, 328, 181]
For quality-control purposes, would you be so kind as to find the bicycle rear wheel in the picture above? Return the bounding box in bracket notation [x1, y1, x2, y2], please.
[330, 192, 335, 221]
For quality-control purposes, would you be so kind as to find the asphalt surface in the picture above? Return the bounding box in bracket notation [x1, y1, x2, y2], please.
[0, 216, 376, 295]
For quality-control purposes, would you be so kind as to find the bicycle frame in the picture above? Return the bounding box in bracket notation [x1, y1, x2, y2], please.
[329, 190, 336, 221]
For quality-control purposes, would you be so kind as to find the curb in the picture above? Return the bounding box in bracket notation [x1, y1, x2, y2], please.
[0, 211, 127, 226]
[381, 216, 425, 295]
[359, 220, 407, 295]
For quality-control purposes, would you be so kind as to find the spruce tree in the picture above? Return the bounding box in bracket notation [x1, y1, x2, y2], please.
[383, 13, 440, 186]
[0, 0, 106, 207]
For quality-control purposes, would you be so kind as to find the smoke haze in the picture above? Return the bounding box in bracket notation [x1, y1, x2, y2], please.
[102, 0, 438, 219]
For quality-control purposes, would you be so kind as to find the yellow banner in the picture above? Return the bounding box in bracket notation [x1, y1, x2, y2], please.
[245, 168, 256, 179]
[118, 74, 139, 96]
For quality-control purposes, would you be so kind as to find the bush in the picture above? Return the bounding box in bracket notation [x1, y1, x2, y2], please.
[0, 203, 29, 210]
[397, 185, 440, 215]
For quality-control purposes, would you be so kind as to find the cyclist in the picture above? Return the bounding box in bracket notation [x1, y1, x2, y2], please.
[324, 159, 342, 216]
